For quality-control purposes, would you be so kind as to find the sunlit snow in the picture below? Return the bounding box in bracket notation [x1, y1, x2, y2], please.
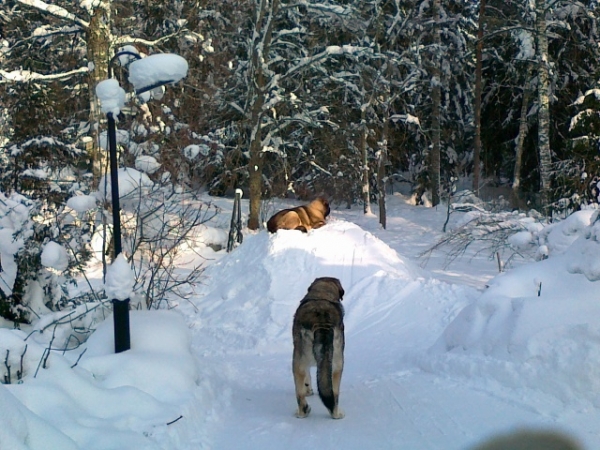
[1, 195, 599, 449]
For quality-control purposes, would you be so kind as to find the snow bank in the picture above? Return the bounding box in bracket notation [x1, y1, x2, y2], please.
[0, 384, 79, 450]
[4, 310, 200, 449]
[426, 213, 600, 407]
[185, 220, 422, 354]
[80, 310, 198, 404]
[538, 209, 597, 255]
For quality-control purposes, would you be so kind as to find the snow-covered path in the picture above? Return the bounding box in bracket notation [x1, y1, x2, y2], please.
[206, 358, 549, 450]
[195, 273, 589, 450]
[173, 196, 600, 449]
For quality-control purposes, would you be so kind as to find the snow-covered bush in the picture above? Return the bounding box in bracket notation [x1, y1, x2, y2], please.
[0, 191, 95, 323]
[96, 173, 220, 309]
[424, 196, 546, 269]
[426, 196, 600, 271]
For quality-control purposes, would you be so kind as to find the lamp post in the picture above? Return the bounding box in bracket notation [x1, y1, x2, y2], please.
[97, 50, 188, 353]
[106, 109, 130, 353]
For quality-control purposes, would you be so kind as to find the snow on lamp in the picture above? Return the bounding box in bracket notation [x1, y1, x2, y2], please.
[127, 54, 188, 100]
[96, 51, 188, 354]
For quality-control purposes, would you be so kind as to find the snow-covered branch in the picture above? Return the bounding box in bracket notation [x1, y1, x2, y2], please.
[0, 67, 90, 84]
[477, 25, 536, 44]
[228, 102, 246, 116]
[16, 0, 89, 29]
[281, 45, 370, 81]
[309, 160, 333, 176]
[297, 2, 351, 15]
[571, 88, 600, 106]
[114, 30, 199, 48]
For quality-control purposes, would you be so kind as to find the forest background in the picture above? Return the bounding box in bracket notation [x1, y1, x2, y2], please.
[2, 0, 600, 321]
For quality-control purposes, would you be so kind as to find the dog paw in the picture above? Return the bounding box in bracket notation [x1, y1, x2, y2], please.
[331, 408, 345, 419]
[295, 405, 311, 418]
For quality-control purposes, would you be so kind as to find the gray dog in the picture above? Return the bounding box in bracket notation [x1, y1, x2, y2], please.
[292, 277, 345, 419]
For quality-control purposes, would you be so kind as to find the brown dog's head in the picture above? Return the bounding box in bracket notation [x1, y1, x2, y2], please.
[308, 277, 344, 301]
[311, 197, 330, 218]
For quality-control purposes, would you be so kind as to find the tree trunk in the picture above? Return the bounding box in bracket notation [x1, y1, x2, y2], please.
[247, 0, 279, 230]
[536, 0, 552, 214]
[472, 0, 486, 196]
[86, 3, 111, 186]
[512, 65, 534, 210]
[430, 0, 442, 207]
[377, 115, 388, 229]
[247, 133, 263, 230]
[361, 106, 372, 215]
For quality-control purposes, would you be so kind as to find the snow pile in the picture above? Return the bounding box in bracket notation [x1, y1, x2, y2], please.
[427, 211, 600, 407]
[80, 311, 197, 404]
[0, 383, 79, 450]
[135, 155, 161, 174]
[3, 310, 204, 450]
[0, 328, 47, 383]
[451, 207, 597, 262]
[66, 194, 97, 213]
[185, 220, 422, 354]
[538, 209, 597, 255]
[41, 241, 70, 272]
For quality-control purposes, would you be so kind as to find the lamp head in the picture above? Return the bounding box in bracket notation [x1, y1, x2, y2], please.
[127, 54, 188, 99]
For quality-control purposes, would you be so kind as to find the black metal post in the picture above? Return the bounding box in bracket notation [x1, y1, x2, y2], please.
[104, 49, 184, 353]
[226, 189, 243, 252]
[107, 112, 122, 256]
[236, 189, 243, 245]
[107, 111, 130, 353]
[105, 50, 145, 354]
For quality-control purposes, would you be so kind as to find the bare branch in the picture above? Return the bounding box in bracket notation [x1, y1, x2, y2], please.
[421, 213, 537, 270]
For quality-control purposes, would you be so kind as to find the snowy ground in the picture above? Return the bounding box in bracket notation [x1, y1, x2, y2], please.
[2, 193, 600, 449]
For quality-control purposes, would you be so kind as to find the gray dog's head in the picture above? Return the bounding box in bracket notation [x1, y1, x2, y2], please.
[308, 277, 344, 301]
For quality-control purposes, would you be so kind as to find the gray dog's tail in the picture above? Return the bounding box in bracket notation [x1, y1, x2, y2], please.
[313, 327, 335, 414]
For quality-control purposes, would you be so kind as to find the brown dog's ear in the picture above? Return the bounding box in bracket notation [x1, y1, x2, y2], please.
[317, 196, 331, 217]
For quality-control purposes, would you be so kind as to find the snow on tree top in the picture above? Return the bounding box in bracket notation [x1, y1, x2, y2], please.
[41, 241, 69, 272]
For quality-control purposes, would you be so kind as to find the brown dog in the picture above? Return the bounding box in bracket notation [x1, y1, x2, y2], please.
[267, 197, 330, 233]
[292, 277, 345, 419]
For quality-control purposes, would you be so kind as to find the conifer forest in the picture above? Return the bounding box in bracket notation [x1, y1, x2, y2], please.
[2, 0, 600, 318]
